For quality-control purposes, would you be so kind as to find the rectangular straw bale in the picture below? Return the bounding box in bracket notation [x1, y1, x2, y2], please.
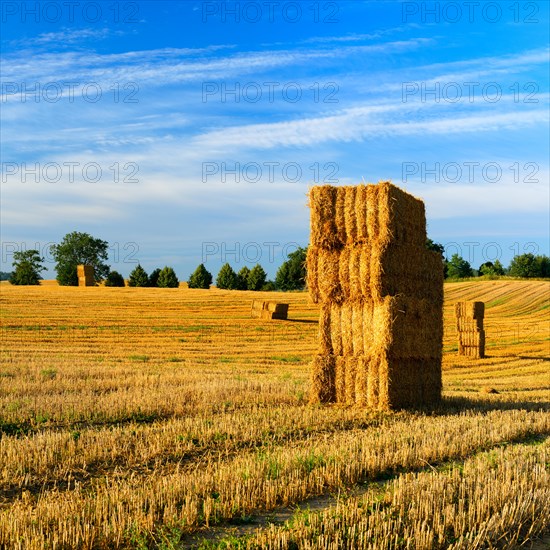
[338, 246, 351, 300]
[344, 356, 357, 404]
[375, 354, 441, 410]
[330, 303, 343, 356]
[340, 302, 354, 356]
[348, 245, 363, 302]
[372, 296, 443, 359]
[455, 301, 485, 320]
[370, 244, 444, 303]
[335, 186, 347, 246]
[335, 356, 346, 403]
[318, 304, 333, 354]
[308, 186, 339, 249]
[354, 356, 369, 406]
[306, 247, 320, 303]
[317, 248, 343, 303]
[351, 303, 364, 356]
[344, 186, 357, 244]
[376, 181, 426, 247]
[310, 355, 335, 403]
[77, 264, 95, 286]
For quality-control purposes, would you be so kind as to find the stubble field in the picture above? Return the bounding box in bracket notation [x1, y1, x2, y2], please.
[0, 280, 549, 549]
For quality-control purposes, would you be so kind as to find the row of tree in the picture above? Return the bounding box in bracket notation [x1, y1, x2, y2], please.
[7, 232, 549, 286]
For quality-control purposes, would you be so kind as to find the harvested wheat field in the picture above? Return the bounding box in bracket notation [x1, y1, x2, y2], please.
[0, 280, 549, 549]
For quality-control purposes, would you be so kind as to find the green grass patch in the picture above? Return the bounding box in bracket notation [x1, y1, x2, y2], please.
[270, 355, 302, 363]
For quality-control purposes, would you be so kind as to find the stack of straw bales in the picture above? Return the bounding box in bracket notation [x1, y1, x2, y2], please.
[455, 301, 485, 358]
[77, 265, 95, 287]
[251, 300, 289, 320]
[308, 181, 444, 410]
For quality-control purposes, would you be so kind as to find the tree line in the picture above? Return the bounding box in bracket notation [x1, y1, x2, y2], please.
[6, 232, 549, 287]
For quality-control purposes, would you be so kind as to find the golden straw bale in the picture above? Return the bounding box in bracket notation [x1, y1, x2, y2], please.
[455, 301, 485, 320]
[375, 181, 426, 247]
[372, 296, 443, 359]
[318, 304, 333, 354]
[317, 248, 343, 303]
[375, 354, 441, 410]
[308, 186, 340, 249]
[370, 245, 444, 303]
[310, 355, 336, 403]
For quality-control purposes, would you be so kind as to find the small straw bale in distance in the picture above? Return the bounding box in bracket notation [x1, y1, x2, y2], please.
[77, 264, 95, 287]
[455, 301, 485, 358]
[308, 181, 443, 409]
[250, 301, 289, 320]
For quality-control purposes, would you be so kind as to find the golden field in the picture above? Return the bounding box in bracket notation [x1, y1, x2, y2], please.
[0, 279, 549, 549]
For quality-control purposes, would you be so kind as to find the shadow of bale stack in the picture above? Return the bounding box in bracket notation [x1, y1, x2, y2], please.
[77, 265, 95, 287]
[455, 301, 485, 358]
[308, 181, 444, 410]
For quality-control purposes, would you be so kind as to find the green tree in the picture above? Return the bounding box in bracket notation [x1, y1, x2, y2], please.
[104, 271, 125, 287]
[9, 250, 45, 285]
[128, 264, 149, 287]
[216, 263, 238, 290]
[157, 266, 179, 288]
[148, 268, 161, 287]
[261, 280, 276, 291]
[446, 253, 473, 279]
[236, 266, 251, 290]
[479, 260, 505, 277]
[276, 247, 307, 290]
[508, 254, 549, 278]
[51, 232, 109, 286]
[188, 263, 213, 289]
[247, 264, 267, 291]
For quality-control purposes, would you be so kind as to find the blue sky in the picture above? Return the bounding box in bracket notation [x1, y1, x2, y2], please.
[1, 0, 549, 280]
